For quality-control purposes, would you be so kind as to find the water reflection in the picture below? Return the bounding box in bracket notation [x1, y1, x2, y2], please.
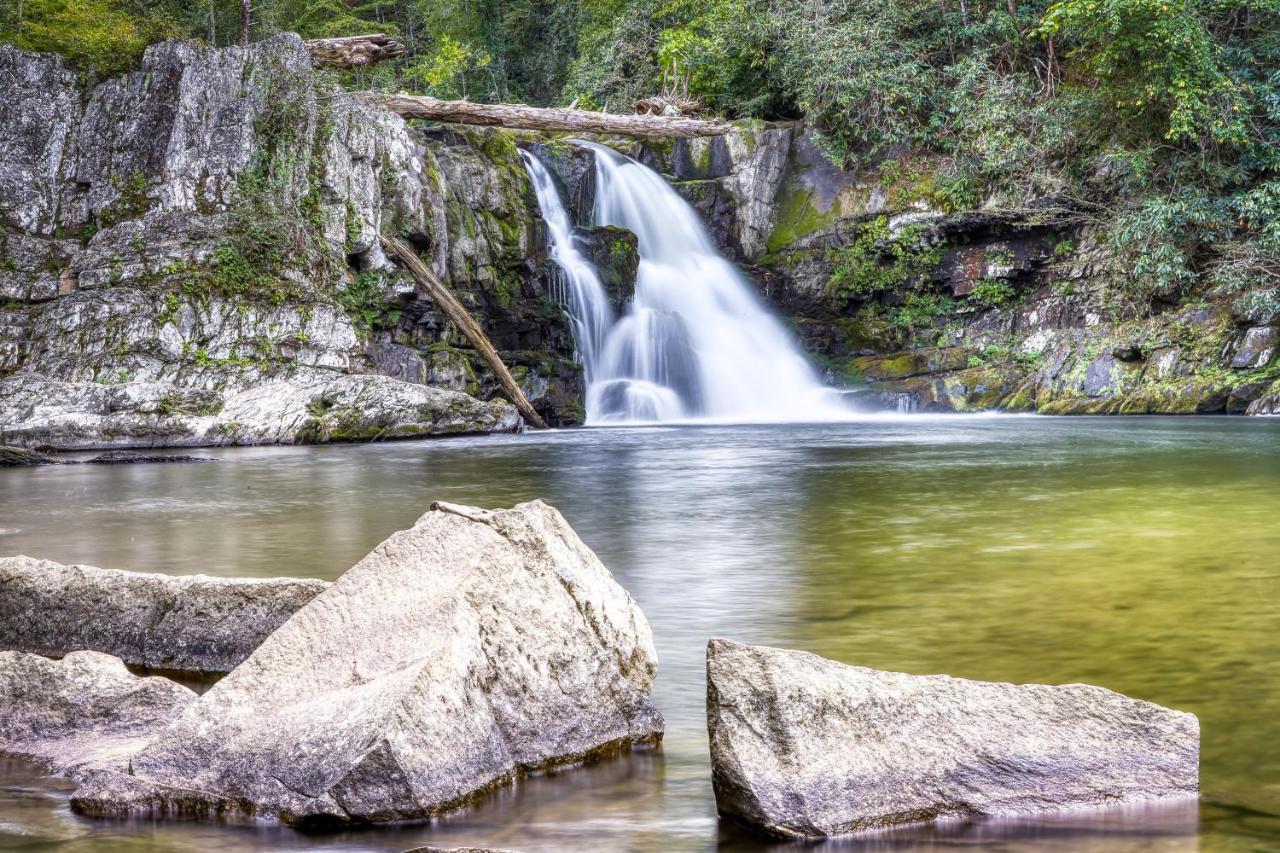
[1, 417, 1278, 851]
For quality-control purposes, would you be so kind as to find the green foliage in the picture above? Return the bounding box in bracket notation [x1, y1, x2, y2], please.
[336, 270, 399, 336]
[970, 277, 1019, 308]
[1, 0, 176, 78]
[893, 292, 953, 330]
[828, 216, 943, 300]
[401, 34, 492, 99]
[1038, 0, 1248, 146]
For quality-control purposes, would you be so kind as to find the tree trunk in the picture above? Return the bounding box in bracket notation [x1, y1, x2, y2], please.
[304, 34, 406, 69]
[239, 0, 251, 46]
[379, 236, 549, 430]
[368, 93, 730, 139]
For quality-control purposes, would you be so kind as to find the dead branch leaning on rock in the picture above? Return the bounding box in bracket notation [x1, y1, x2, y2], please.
[380, 236, 549, 430]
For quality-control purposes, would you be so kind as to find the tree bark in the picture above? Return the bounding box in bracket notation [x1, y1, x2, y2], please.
[368, 93, 731, 139]
[379, 236, 549, 430]
[239, 0, 251, 46]
[304, 34, 406, 69]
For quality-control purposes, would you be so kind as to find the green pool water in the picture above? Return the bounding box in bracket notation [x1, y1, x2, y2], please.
[1, 415, 1277, 851]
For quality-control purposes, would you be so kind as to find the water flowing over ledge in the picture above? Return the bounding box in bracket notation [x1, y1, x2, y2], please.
[523, 144, 851, 425]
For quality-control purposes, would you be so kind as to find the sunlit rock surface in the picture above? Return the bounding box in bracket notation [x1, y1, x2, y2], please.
[74, 500, 662, 824]
[707, 639, 1198, 839]
[0, 556, 328, 676]
[0, 651, 195, 776]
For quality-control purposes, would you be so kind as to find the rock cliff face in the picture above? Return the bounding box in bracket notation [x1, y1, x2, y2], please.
[624, 125, 1280, 415]
[0, 36, 585, 448]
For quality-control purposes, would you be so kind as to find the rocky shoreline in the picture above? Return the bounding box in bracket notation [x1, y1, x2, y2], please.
[0, 499, 1199, 842]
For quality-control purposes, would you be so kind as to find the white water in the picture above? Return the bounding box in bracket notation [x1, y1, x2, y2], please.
[521, 152, 614, 382]
[523, 143, 847, 424]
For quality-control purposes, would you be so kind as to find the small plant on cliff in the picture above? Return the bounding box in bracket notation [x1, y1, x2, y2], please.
[828, 217, 943, 302]
[970, 278, 1019, 309]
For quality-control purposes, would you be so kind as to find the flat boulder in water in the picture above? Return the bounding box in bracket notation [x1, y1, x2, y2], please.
[706, 639, 1198, 839]
[73, 500, 663, 824]
[0, 650, 196, 777]
[0, 556, 329, 677]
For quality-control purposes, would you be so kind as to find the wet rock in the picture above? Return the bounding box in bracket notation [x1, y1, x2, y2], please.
[84, 450, 214, 464]
[707, 639, 1198, 839]
[0, 371, 520, 450]
[0, 650, 195, 776]
[577, 225, 638, 313]
[75, 500, 663, 824]
[1230, 326, 1278, 370]
[0, 446, 55, 466]
[853, 348, 972, 381]
[0, 556, 329, 676]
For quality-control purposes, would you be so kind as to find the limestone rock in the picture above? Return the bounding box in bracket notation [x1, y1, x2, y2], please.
[0, 371, 520, 450]
[0, 556, 329, 676]
[0, 650, 196, 776]
[74, 500, 663, 824]
[706, 639, 1198, 839]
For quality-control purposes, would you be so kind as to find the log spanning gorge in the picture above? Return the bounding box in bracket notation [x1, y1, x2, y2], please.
[522, 145, 849, 424]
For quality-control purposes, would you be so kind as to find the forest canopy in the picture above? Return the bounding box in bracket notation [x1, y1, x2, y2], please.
[3, 0, 1278, 307]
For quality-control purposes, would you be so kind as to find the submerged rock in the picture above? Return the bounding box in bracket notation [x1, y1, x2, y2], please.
[0, 650, 195, 776]
[0, 446, 55, 466]
[74, 500, 662, 824]
[706, 639, 1198, 839]
[0, 556, 329, 676]
[83, 450, 214, 464]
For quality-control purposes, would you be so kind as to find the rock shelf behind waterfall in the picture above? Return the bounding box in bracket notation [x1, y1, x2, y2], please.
[72, 499, 663, 824]
[706, 638, 1199, 839]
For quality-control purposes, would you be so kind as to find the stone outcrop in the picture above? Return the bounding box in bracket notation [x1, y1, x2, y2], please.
[0, 36, 586, 444]
[707, 639, 1198, 839]
[0, 371, 519, 449]
[0, 556, 329, 676]
[0, 650, 196, 776]
[73, 500, 662, 824]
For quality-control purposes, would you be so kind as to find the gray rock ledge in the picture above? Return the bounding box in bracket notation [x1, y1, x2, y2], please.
[706, 639, 1199, 839]
[72, 500, 662, 824]
[0, 556, 329, 677]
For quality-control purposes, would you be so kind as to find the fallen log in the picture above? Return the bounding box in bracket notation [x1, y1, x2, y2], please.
[380, 236, 549, 430]
[367, 92, 730, 139]
[305, 34, 405, 69]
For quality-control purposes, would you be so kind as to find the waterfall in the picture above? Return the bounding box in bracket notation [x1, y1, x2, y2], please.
[523, 143, 848, 424]
[520, 152, 614, 383]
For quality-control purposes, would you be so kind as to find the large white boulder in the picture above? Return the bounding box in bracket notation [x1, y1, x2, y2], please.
[707, 639, 1198, 839]
[74, 500, 662, 824]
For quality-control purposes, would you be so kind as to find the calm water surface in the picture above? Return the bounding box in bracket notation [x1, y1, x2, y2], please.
[1, 416, 1277, 852]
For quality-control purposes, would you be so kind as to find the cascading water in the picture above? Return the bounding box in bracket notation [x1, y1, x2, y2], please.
[520, 152, 613, 382]
[523, 143, 848, 424]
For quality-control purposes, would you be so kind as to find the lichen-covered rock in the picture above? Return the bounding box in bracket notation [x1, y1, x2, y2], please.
[577, 225, 638, 314]
[74, 500, 663, 824]
[0, 446, 55, 466]
[0, 556, 329, 676]
[0, 36, 583, 436]
[0, 650, 196, 776]
[707, 639, 1198, 839]
[0, 371, 520, 450]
